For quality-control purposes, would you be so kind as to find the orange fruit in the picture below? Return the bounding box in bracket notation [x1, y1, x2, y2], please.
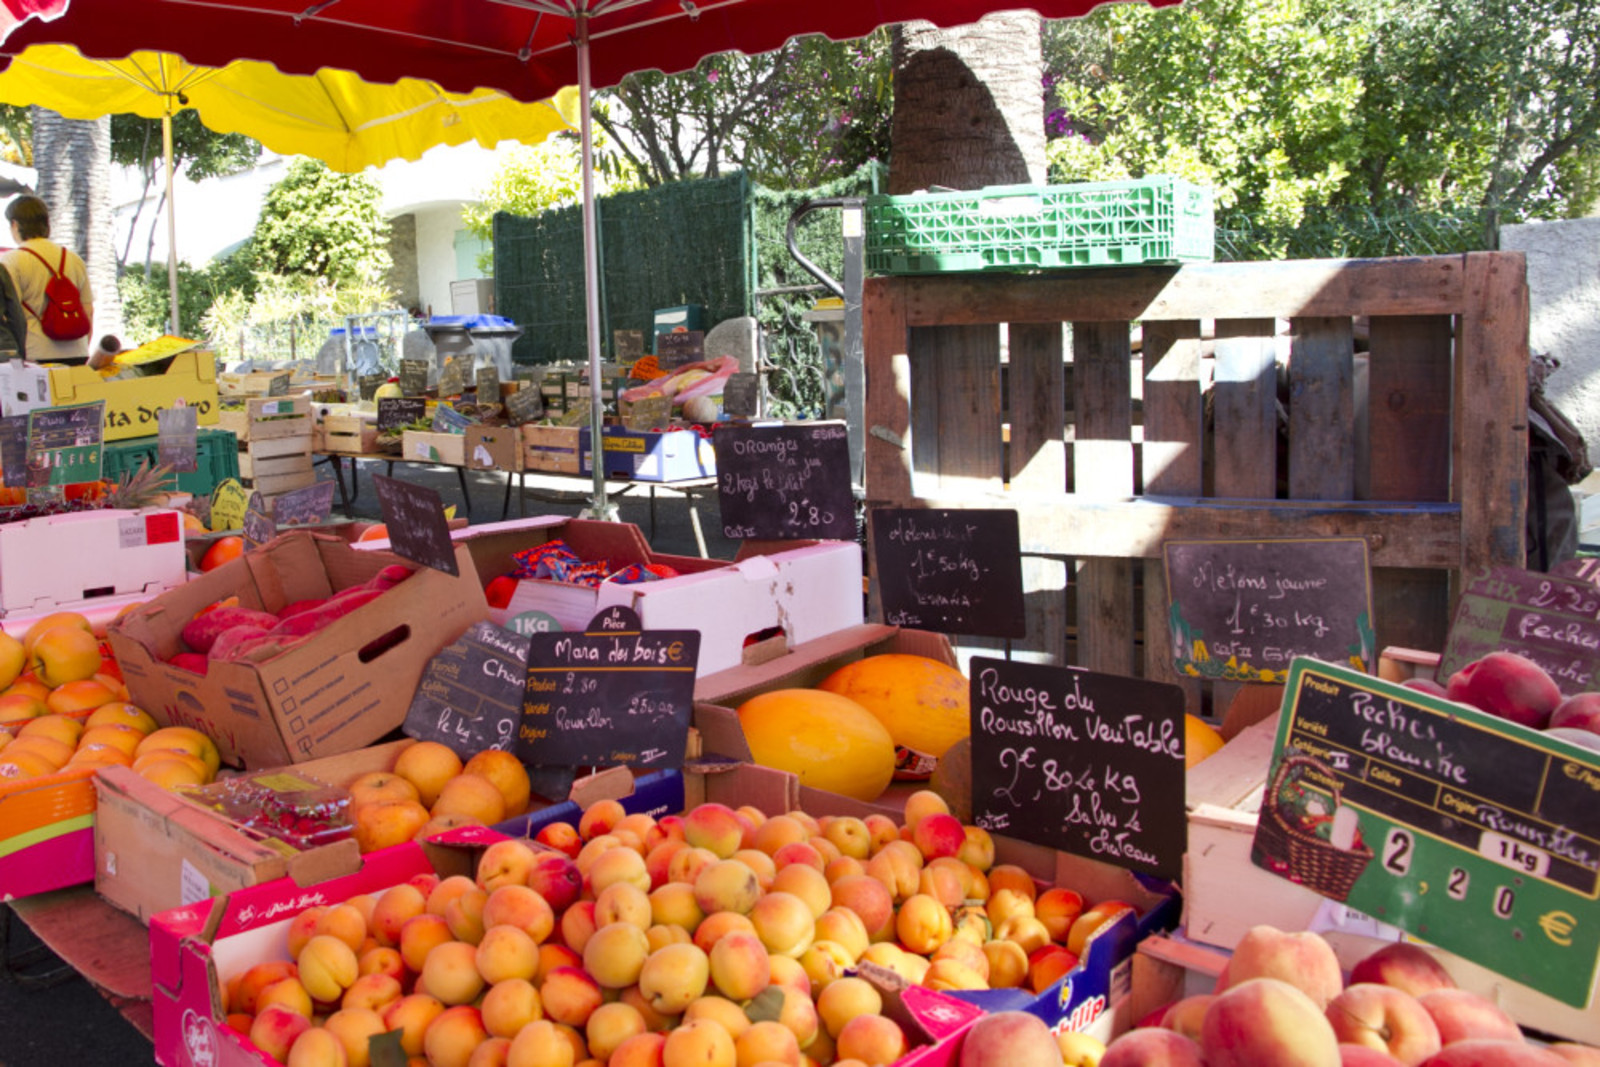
[1185, 714, 1227, 769]
[18, 714, 83, 748]
[45, 678, 120, 715]
[6, 735, 73, 769]
[85, 702, 157, 734]
[67, 745, 134, 769]
[357, 523, 390, 543]
[137, 755, 210, 790]
[22, 612, 93, 656]
[29, 626, 104, 687]
[0, 692, 46, 726]
[78, 724, 147, 758]
[0, 749, 57, 780]
[3, 676, 51, 704]
[201, 536, 246, 572]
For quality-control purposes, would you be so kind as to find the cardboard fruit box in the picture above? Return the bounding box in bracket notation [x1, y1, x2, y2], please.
[107, 530, 488, 769]
[47, 348, 220, 442]
[150, 827, 982, 1067]
[446, 516, 864, 676]
[0, 763, 97, 900]
[0, 507, 187, 615]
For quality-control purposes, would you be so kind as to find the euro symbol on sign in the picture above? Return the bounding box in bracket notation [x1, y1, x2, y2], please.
[667, 641, 683, 663]
[1539, 910, 1577, 947]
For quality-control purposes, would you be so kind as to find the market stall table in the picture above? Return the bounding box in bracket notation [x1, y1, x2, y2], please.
[318, 450, 478, 517]
[503, 469, 718, 558]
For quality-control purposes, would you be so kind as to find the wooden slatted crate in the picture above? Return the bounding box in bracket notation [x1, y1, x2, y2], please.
[231, 396, 315, 500]
[862, 253, 1528, 710]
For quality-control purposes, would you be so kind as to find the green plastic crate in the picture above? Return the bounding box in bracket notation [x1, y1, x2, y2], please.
[102, 427, 240, 497]
[865, 177, 1214, 274]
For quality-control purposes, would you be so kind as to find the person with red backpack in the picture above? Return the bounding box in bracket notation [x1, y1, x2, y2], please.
[2, 194, 93, 364]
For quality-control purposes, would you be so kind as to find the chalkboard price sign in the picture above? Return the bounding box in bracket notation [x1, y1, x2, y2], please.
[242, 492, 276, 549]
[0, 414, 26, 488]
[371, 473, 459, 576]
[872, 508, 1025, 638]
[405, 621, 532, 757]
[614, 330, 646, 361]
[273, 480, 335, 527]
[505, 386, 544, 426]
[1436, 566, 1600, 694]
[969, 657, 1186, 880]
[723, 373, 759, 418]
[712, 421, 854, 542]
[1163, 537, 1376, 684]
[519, 609, 699, 770]
[438, 360, 467, 398]
[655, 331, 704, 370]
[358, 373, 387, 402]
[476, 365, 502, 405]
[378, 396, 427, 432]
[399, 359, 430, 397]
[157, 405, 199, 473]
[1258, 658, 1600, 1006]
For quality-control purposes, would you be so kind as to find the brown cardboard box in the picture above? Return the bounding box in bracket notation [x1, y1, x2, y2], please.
[107, 531, 488, 768]
[402, 429, 466, 466]
[464, 425, 523, 471]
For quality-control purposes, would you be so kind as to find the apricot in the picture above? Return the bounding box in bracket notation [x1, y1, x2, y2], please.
[250, 1005, 312, 1063]
[708, 931, 771, 1001]
[323, 1007, 387, 1067]
[433, 772, 507, 824]
[611, 1032, 669, 1067]
[445, 887, 490, 945]
[663, 1019, 736, 1067]
[587, 1001, 649, 1062]
[299, 934, 360, 1004]
[637, 941, 711, 1015]
[371, 883, 428, 946]
[596, 881, 653, 930]
[835, 1014, 907, 1066]
[484, 884, 557, 945]
[341, 972, 403, 1014]
[423, 940, 486, 1005]
[353, 799, 431, 854]
[816, 977, 881, 1039]
[424, 1004, 490, 1067]
[392, 740, 463, 808]
[695, 859, 763, 916]
[750, 891, 816, 958]
[895, 893, 953, 955]
[478, 924, 540, 985]
[399, 913, 454, 974]
[508, 1019, 576, 1067]
[736, 1020, 801, 1067]
[683, 996, 751, 1039]
[584, 921, 651, 989]
[315, 903, 370, 953]
[382, 993, 447, 1057]
[540, 966, 603, 1028]
[286, 1027, 348, 1067]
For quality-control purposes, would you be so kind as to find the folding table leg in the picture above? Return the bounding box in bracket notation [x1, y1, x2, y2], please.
[456, 466, 473, 517]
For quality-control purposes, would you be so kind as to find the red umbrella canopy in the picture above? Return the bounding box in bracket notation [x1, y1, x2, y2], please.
[3, 0, 1179, 102]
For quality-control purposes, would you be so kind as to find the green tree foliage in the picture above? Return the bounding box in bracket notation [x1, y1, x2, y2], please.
[1044, 0, 1600, 256]
[592, 32, 892, 189]
[118, 254, 256, 341]
[250, 158, 391, 285]
[110, 111, 260, 182]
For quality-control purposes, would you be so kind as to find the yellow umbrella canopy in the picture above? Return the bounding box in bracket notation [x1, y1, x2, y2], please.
[0, 46, 580, 172]
[0, 46, 577, 330]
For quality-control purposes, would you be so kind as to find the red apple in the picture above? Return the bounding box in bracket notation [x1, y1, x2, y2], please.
[1415, 990, 1521, 1046]
[1348, 943, 1456, 998]
[1445, 651, 1561, 728]
[1419, 1039, 1566, 1067]
[1325, 984, 1441, 1066]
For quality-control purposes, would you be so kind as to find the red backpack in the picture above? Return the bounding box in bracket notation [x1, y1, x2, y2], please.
[19, 246, 90, 341]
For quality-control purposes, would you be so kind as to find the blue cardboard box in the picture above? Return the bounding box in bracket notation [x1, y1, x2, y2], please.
[580, 425, 716, 482]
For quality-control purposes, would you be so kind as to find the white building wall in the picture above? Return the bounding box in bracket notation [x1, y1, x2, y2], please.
[1501, 217, 1600, 451]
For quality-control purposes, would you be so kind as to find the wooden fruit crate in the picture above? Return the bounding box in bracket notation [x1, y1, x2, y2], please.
[862, 253, 1528, 709]
[321, 413, 378, 455]
[217, 396, 312, 445]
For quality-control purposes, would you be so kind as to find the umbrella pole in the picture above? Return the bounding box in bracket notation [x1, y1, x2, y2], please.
[162, 110, 180, 336]
[576, 14, 615, 521]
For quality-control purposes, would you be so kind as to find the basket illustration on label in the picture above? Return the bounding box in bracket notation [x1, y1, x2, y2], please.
[1253, 751, 1374, 902]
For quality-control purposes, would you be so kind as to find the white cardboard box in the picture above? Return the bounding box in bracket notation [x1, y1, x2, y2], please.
[0, 508, 189, 614]
[0, 360, 54, 417]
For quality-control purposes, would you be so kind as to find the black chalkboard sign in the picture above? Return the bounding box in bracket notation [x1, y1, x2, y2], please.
[399, 359, 430, 397]
[242, 491, 276, 549]
[378, 396, 427, 432]
[969, 657, 1186, 879]
[1163, 537, 1376, 684]
[405, 621, 532, 757]
[476, 365, 502, 405]
[273, 480, 335, 527]
[0, 415, 25, 489]
[872, 508, 1025, 638]
[505, 386, 544, 426]
[723, 373, 759, 418]
[358, 373, 387, 401]
[371, 473, 459, 576]
[157, 406, 199, 473]
[1436, 566, 1600, 694]
[614, 330, 645, 361]
[438, 360, 467, 398]
[266, 372, 291, 397]
[519, 607, 698, 770]
[655, 331, 704, 370]
[712, 421, 854, 541]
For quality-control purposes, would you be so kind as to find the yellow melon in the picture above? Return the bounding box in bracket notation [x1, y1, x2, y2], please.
[816, 653, 970, 758]
[736, 688, 896, 802]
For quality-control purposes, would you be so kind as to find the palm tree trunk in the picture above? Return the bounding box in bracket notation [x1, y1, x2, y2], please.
[30, 106, 122, 338]
[888, 12, 1046, 193]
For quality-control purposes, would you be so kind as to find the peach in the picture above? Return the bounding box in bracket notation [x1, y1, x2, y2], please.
[1550, 693, 1600, 738]
[664, 1019, 736, 1067]
[464, 749, 533, 816]
[539, 966, 603, 1028]
[424, 1005, 490, 1067]
[695, 859, 763, 916]
[684, 995, 751, 1039]
[1201, 977, 1341, 1067]
[682, 803, 746, 858]
[693, 911, 756, 953]
[1100, 1029, 1206, 1067]
[484, 884, 556, 944]
[1348, 943, 1456, 998]
[445, 887, 490, 945]
[353, 799, 431, 854]
[1326, 983, 1442, 1066]
[299, 935, 361, 1004]
[836, 1014, 907, 1066]
[324, 1007, 387, 1067]
[371, 884, 428, 947]
[1161, 994, 1216, 1043]
[896, 892, 954, 955]
[477, 839, 538, 893]
[1419, 1041, 1568, 1066]
[483, 976, 544, 1039]
[586, 1001, 649, 1061]
[1415, 989, 1522, 1045]
[1446, 651, 1562, 728]
[612, 1032, 669, 1067]
[250, 1005, 313, 1063]
[579, 797, 627, 840]
[737, 1020, 802, 1067]
[750, 891, 816, 958]
[1034, 887, 1086, 942]
[709, 931, 771, 1001]
[508, 1019, 577, 1067]
[816, 976, 881, 1039]
[341, 972, 403, 1014]
[399, 913, 454, 974]
[393, 740, 463, 808]
[828, 876, 894, 940]
[528, 851, 584, 912]
[537, 821, 583, 858]
[584, 922, 651, 988]
[434, 772, 507, 824]
[424, 940, 487, 1006]
[637, 942, 711, 1014]
[911, 813, 966, 860]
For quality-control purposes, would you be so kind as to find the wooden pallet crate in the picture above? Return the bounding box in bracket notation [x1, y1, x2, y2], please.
[862, 253, 1528, 711]
[217, 396, 313, 445]
[321, 413, 378, 455]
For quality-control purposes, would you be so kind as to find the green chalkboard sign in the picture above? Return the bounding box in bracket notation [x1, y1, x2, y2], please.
[1257, 658, 1600, 1007]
